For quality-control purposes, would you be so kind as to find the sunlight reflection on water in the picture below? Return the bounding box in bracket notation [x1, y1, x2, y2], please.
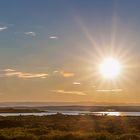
[99, 112, 121, 116]
[0, 111, 140, 116]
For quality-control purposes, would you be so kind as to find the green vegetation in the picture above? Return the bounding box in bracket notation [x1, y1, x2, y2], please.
[0, 115, 139, 140]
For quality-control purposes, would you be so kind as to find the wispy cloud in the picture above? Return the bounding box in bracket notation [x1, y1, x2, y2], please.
[0, 26, 8, 31]
[3, 69, 48, 79]
[53, 70, 59, 73]
[49, 36, 58, 39]
[52, 90, 86, 95]
[73, 82, 81, 85]
[96, 89, 123, 92]
[2, 69, 74, 79]
[3, 69, 16, 72]
[52, 70, 75, 78]
[60, 71, 75, 77]
[25, 32, 36, 36]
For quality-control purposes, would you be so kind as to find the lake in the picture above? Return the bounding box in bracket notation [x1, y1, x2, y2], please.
[0, 110, 140, 116]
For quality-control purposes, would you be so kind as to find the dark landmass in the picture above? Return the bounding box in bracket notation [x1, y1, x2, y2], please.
[0, 102, 140, 107]
[0, 108, 44, 113]
[0, 106, 140, 113]
[9, 106, 140, 112]
[35, 105, 140, 112]
[0, 115, 139, 140]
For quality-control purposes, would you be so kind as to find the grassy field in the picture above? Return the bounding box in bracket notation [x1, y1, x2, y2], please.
[0, 115, 139, 140]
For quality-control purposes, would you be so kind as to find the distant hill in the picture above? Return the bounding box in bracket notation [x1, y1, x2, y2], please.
[0, 102, 140, 107]
[0, 105, 140, 112]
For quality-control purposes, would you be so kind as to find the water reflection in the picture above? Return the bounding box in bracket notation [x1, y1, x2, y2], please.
[0, 111, 139, 116]
[99, 112, 121, 116]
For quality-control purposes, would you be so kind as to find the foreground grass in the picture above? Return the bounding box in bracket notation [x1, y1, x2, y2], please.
[0, 115, 139, 140]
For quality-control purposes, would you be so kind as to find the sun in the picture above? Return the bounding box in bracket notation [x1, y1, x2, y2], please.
[99, 57, 121, 79]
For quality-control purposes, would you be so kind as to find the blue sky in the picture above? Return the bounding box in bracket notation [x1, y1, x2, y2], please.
[0, 0, 140, 103]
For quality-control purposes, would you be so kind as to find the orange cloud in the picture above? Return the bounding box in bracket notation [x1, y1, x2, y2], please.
[60, 71, 75, 77]
[52, 89, 86, 95]
[96, 89, 123, 92]
[73, 82, 81, 85]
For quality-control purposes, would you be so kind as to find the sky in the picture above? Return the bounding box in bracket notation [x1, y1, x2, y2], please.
[0, 0, 140, 103]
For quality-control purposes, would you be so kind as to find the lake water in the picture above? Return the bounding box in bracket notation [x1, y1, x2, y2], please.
[0, 111, 140, 116]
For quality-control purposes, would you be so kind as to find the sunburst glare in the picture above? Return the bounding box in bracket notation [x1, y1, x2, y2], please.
[99, 57, 122, 79]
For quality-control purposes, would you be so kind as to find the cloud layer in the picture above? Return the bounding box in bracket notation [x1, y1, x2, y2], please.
[24, 32, 36, 36]
[3, 69, 48, 79]
[96, 89, 123, 92]
[1, 69, 75, 79]
[60, 71, 75, 77]
[73, 82, 81, 85]
[53, 70, 75, 77]
[0, 26, 8, 31]
[49, 36, 58, 39]
[52, 90, 86, 95]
